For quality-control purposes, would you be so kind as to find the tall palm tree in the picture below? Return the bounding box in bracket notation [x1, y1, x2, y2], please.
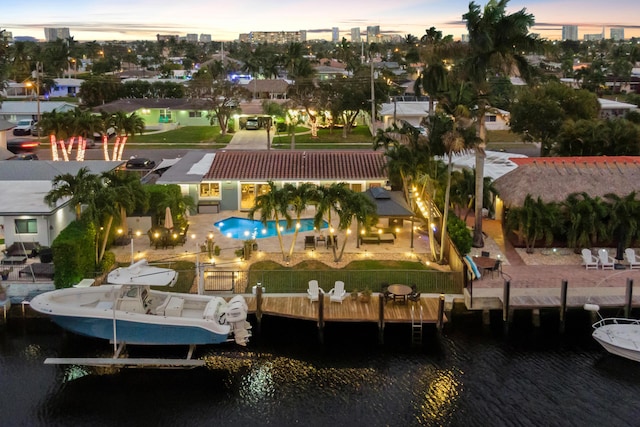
[110, 111, 145, 137]
[285, 183, 316, 258]
[439, 130, 468, 263]
[463, 0, 538, 247]
[248, 182, 290, 261]
[44, 167, 101, 221]
[333, 191, 377, 262]
[312, 183, 351, 261]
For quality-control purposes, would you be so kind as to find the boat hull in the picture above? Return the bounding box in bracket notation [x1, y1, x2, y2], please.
[50, 314, 230, 345]
[592, 318, 640, 363]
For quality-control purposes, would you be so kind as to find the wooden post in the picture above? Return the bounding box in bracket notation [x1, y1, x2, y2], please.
[559, 280, 568, 333]
[318, 291, 324, 344]
[503, 279, 511, 335]
[437, 294, 445, 332]
[625, 278, 634, 318]
[378, 294, 385, 344]
[255, 282, 263, 334]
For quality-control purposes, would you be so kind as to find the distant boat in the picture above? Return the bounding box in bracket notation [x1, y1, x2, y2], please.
[30, 259, 251, 347]
[585, 304, 640, 362]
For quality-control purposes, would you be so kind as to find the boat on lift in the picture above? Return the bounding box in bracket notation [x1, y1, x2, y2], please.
[585, 303, 640, 362]
[30, 259, 251, 347]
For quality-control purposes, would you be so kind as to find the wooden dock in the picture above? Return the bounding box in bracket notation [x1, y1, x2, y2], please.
[243, 294, 445, 324]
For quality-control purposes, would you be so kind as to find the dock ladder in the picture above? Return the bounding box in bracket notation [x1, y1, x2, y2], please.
[411, 305, 423, 346]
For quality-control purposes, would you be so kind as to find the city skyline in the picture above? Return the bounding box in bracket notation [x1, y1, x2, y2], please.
[2, 0, 640, 42]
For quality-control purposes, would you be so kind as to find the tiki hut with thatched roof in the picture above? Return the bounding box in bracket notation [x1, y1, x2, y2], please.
[493, 156, 640, 209]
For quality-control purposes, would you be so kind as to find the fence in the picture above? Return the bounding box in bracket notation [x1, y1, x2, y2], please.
[204, 269, 463, 295]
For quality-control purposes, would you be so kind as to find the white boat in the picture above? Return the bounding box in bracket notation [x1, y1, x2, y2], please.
[30, 259, 251, 347]
[585, 304, 640, 362]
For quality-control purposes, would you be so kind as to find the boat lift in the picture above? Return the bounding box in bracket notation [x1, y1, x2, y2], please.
[44, 343, 206, 369]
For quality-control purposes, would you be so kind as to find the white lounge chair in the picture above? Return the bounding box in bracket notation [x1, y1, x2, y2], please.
[328, 280, 347, 303]
[307, 280, 323, 302]
[581, 249, 598, 270]
[625, 248, 640, 270]
[598, 248, 615, 270]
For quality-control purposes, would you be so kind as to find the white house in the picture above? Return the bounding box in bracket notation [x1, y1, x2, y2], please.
[0, 101, 76, 123]
[0, 161, 122, 248]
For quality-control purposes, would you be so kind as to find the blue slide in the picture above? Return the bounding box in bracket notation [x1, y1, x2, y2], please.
[464, 255, 481, 280]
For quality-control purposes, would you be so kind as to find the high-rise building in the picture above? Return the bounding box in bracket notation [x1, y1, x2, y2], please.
[584, 33, 603, 41]
[332, 27, 339, 44]
[186, 34, 198, 43]
[366, 25, 380, 44]
[561, 25, 578, 41]
[156, 34, 180, 42]
[199, 34, 212, 43]
[44, 27, 70, 42]
[610, 27, 625, 40]
[241, 31, 306, 44]
[350, 27, 361, 43]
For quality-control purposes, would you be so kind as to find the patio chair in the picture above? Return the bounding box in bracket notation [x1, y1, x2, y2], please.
[408, 284, 421, 303]
[485, 260, 502, 278]
[381, 282, 393, 303]
[625, 248, 640, 270]
[329, 280, 348, 303]
[326, 235, 338, 249]
[304, 235, 316, 250]
[307, 280, 324, 302]
[598, 248, 615, 270]
[581, 249, 599, 270]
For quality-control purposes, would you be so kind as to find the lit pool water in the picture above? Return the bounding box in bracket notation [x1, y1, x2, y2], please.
[214, 216, 327, 239]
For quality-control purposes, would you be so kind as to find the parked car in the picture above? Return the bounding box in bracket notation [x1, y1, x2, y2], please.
[245, 118, 259, 130]
[8, 153, 39, 160]
[126, 158, 156, 169]
[30, 122, 41, 136]
[7, 140, 40, 154]
[12, 119, 35, 136]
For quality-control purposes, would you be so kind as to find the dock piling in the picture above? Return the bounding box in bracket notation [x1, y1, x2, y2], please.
[503, 280, 511, 335]
[378, 294, 385, 344]
[559, 279, 568, 333]
[317, 292, 324, 344]
[625, 278, 633, 318]
[255, 282, 263, 334]
[437, 294, 445, 332]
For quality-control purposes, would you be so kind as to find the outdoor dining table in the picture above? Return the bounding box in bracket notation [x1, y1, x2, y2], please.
[387, 284, 413, 304]
[472, 256, 499, 278]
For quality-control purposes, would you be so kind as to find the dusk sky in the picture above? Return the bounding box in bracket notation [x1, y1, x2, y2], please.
[2, 0, 640, 42]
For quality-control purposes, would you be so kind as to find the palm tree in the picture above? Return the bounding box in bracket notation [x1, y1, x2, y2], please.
[562, 192, 608, 252]
[248, 182, 290, 261]
[604, 192, 640, 260]
[439, 130, 468, 263]
[91, 170, 149, 263]
[285, 183, 316, 258]
[110, 111, 145, 138]
[505, 195, 558, 253]
[44, 167, 101, 221]
[414, 62, 448, 116]
[333, 191, 377, 262]
[312, 183, 351, 261]
[463, 0, 538, 247]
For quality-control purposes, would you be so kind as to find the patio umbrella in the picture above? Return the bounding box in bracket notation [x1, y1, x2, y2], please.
[164, 207, 174, 230]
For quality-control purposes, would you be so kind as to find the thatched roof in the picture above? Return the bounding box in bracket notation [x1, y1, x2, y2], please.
[493, 156, 640, 207]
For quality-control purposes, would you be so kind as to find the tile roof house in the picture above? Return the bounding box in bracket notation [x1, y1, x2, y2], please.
[157, 150, 388, 213]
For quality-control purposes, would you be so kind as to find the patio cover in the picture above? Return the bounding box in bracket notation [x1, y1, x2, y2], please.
[364, 188, 413, 218]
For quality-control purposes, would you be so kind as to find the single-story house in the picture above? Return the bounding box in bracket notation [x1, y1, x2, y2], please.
[379, 101, 430, 128]
[0, 101, 77, 123]
[0, 160, 123, 247]
[485, 108, 510, 131]
[1, 78, 84, 98]
[240, 79, 290, 100]
[493, 156, 640, 220]
[157, 150, 388, 213]
[93, 98, 213, 129]
[598, 98, 638, 119]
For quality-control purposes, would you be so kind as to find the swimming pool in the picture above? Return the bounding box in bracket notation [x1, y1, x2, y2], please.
[214, 217, 328, 240]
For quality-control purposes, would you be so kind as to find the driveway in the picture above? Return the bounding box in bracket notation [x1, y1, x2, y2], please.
[226, 129, 271, 150]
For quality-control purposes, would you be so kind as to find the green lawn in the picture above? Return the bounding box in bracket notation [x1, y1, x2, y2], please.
[128, 126, 233, 145]
[272, 126, 373, 148]
[486, 129, 525, 143]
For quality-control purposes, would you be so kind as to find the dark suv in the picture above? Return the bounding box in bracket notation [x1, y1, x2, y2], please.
[126, 158, 156, 169]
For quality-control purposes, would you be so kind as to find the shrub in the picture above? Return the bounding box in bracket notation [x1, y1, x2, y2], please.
[52, 220, 95, 288]
[447, 214, 472, 256]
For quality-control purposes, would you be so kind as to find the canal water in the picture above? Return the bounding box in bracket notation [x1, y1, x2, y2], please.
[1, 309, 639, 426]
